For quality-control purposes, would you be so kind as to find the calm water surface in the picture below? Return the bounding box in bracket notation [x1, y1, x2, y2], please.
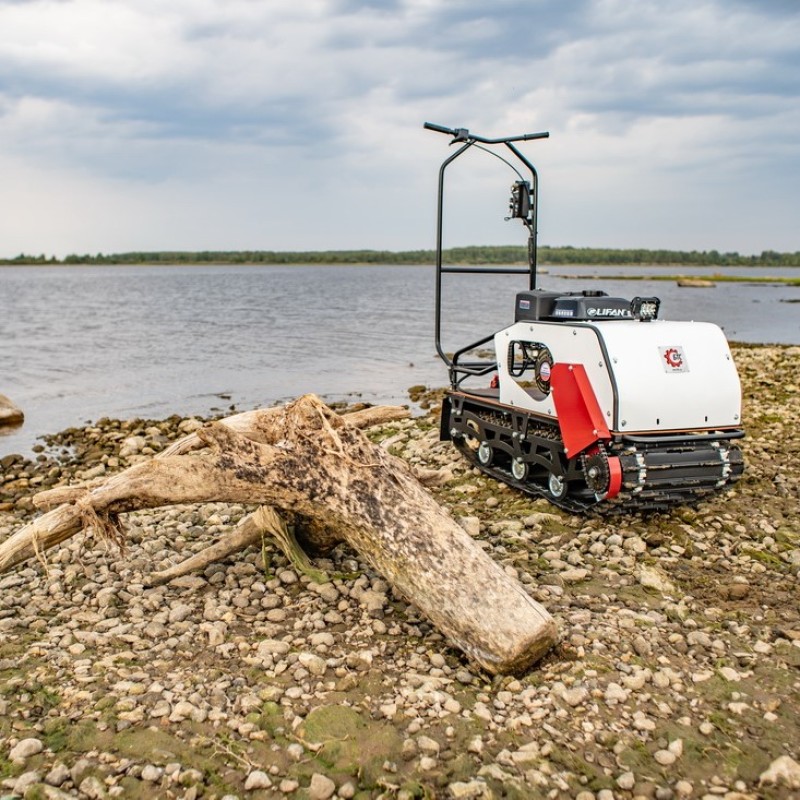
[1, 264, 798, 455]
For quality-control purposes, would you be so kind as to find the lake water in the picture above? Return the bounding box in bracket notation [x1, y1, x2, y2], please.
[1, 263, 798, 455]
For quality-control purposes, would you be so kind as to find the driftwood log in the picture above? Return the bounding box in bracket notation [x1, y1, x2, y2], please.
[0, 395, 557, 674]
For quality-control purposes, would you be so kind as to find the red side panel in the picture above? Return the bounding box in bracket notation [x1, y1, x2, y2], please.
[550, 363, 611, 459]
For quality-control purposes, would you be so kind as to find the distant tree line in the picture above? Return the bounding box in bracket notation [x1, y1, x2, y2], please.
[3, 246, 800, 267]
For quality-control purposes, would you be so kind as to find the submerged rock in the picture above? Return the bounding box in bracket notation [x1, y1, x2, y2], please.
[0, 393, 24, 426]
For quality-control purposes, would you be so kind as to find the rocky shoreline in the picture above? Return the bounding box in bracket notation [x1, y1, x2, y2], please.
[1, 344, 799, 800]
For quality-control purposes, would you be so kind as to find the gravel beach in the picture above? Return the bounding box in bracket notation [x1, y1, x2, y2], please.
[1, 344, 799, 800]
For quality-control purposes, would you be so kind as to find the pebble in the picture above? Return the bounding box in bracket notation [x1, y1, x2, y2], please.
[759, 755, 800, 790]
[604, 683, 629, 705]
[638, 565, 676, 594]
[168, 602, 193, 623]
[402, 739, 418, 760]
[617, 772, 636, 790]
[258, 638, 291, 656]
[308, 773, 336, 800]
[725, 581, 750, 599]
[444, 697, 462, 714]
[633, 713, 656, 732]
[141, 764, 164, 782]
[338, 781, 356, 799]
[9, 737, 44, 762]
[298, 652, 327, 675]
[449, 780, 490, 798]
[632, 635, 652, 656]
[244, 770, 273, 790]
[169, 701, 198, 722]
[560, 685, 589, 707]
[79, 776, 108, 799]
[45, 763, 70, 786]
[654, 749, 677, 766]
[623, 671, 648, 690]
[417, 736, 440, 756]
[560, 567, 589, 583]
[309, 582, 339, 603]
[669, 739, 684, 757]
[13, 771, 42, 796]
[286, 743, 305, 761]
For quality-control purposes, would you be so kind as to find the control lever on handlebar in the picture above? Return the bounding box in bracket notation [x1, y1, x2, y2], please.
[423, 122, 470, 143]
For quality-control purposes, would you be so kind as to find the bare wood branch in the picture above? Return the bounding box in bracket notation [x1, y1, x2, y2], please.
[159, 403, 410, 459]
[146, 510, 263, 587]
[341, 404, 411, 428]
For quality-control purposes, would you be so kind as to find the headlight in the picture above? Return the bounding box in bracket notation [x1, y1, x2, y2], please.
[630, 296, 660, 321]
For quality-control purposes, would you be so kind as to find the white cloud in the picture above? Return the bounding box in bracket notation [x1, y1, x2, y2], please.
[0, 0, 798, 256]
[0, 1, 196, 83]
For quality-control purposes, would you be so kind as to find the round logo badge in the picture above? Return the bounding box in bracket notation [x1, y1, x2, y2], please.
[539, 361, 551, 381]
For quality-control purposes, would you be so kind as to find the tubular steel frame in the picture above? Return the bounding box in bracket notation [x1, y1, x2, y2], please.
[424, 122, 549, 389]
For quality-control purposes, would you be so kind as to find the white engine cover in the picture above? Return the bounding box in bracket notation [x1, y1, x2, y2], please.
[496, 319, 741, 434]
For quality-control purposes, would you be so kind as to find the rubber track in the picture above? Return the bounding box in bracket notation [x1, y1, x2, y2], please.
[453, 437, 598, 514]
[450, 404, 743, 514]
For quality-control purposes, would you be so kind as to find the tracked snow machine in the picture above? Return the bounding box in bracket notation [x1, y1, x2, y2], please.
[424, 122, 744, 512]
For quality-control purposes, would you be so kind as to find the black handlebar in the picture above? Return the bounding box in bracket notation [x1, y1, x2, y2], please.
[423, 121, 549, 144]
[423, 122, 455, 135]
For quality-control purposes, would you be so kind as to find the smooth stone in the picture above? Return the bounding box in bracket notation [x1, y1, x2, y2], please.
[0, 393, 24, 426]
[244, 770, 272, 790]
[308, 773, 336, 800]
[654, 749, 677, 766]
[759, 755, 800, 790]
[9, 738, 44, 762]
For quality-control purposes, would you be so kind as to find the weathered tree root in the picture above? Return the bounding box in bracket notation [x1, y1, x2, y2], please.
[0, 395, 557, 674]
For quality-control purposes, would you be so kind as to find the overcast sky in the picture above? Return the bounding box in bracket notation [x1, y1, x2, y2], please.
[0, 0, 798, 258]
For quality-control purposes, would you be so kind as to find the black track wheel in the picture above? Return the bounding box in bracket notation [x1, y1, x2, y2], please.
[511, 457, 528, 481]
[546, 472, 568, 501]
[477, 441, 493, 466]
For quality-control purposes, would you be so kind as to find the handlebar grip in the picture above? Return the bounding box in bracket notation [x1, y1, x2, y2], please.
[424, 122, 456, 135]
[522, 132, 550, 141]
